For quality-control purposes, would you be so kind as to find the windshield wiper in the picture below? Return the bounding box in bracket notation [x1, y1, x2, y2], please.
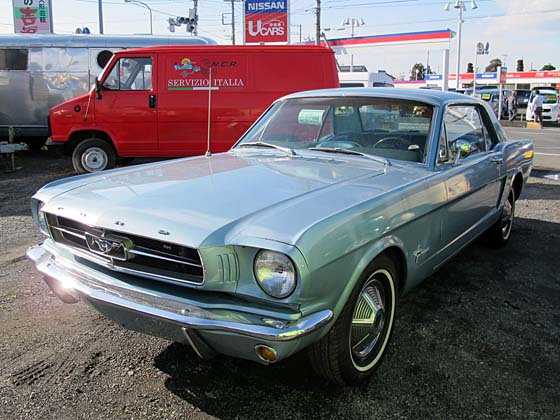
[238, 142, 297, 156]
[309, 147, 391, 167]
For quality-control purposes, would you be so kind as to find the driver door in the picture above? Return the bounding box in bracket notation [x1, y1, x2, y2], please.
[440, 105, 504, 253]
[96, 55, 157, 156]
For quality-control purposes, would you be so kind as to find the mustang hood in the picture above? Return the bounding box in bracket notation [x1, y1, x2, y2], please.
[36, 151, 393, 248]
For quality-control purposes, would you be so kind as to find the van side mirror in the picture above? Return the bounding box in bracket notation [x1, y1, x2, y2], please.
[95, 78, 102, 100]
[452, 140, 473, 165]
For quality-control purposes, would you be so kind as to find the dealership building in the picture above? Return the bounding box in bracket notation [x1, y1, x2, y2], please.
[395, 70, 560, 90]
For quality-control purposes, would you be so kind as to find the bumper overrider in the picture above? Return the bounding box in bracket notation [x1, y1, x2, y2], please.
[27, 242, 333, 364]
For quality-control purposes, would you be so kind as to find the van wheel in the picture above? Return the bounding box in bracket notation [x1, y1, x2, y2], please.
[72, 138, 116, 174]
[307, 254, 398, 385]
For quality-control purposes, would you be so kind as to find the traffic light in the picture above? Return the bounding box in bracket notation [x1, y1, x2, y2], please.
[467, 62, 474, 73]
[168, 16, 198, 33]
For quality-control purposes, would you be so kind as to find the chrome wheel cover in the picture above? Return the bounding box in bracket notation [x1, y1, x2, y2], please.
[82, 147, 108, 172]
[501, 196, 514, 239]
[349, 268, 395, 371]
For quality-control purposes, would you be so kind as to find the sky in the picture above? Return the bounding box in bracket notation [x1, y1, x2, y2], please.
[1, 0, 559, 79]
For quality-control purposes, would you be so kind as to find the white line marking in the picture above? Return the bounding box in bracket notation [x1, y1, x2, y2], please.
[535, 152, 560, 157]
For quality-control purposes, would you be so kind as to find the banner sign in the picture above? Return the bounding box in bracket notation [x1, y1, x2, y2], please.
[244, 0, 288, 44]
[498, 66, 507, 84]
[13, 0, 53, 34]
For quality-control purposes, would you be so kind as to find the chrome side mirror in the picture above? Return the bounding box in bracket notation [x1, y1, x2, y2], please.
[452, 140, 473, 165]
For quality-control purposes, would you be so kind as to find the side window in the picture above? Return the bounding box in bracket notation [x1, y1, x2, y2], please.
[444, 106, 487, 158]
[103, 57, 152, 91]
[0, 48, 28, 70]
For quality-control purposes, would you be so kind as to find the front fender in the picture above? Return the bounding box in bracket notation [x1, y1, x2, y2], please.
[299, 235, 406, 339]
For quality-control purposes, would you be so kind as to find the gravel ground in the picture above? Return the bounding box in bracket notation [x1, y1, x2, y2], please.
[1, 149, 559, 420]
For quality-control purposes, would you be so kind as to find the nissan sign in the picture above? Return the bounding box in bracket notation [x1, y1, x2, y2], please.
[244, 0, 289, 44]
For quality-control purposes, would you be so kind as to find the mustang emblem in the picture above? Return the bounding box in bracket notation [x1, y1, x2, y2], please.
[85, 231, 131, 261]
[92, 237, 121, 254]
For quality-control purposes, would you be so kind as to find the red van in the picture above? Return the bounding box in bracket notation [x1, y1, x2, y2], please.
[48, 45, 339, 173]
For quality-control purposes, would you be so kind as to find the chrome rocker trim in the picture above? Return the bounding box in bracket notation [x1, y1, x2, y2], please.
[27, 245, 333, 343]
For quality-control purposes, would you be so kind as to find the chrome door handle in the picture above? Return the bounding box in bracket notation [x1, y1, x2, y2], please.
[490, 157, 503, 164]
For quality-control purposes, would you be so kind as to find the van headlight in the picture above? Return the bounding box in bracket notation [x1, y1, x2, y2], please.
[37, 202, 49, 236]
[254, 250, 296, 299]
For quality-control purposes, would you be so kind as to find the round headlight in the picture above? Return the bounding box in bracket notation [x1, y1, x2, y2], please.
[37, 202, 49, 236]
[254, 250, 296, 299]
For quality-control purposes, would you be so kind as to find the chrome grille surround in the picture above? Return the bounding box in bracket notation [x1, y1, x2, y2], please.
[45, 214, 204, 286]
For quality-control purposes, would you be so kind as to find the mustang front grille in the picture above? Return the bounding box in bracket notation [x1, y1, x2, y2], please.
[45, 214, 204, 286]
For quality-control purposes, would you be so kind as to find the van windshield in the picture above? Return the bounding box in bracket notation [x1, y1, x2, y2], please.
[235, 97, 434, 164]
[530, 91, 558, 104]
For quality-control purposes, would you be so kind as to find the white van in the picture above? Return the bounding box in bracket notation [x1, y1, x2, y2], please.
[338, 71, 394, 88]
[526, 89, 559, 123]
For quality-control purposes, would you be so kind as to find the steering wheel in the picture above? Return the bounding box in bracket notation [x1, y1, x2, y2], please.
[372, 136, 409, 149]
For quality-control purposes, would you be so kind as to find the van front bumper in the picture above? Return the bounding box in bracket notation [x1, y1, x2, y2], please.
[27, 244, 333, 363]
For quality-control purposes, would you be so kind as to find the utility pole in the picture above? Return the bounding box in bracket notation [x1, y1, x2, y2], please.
[193, 0, 198, 36]
[231, 0, 236, 45]
[315, 0, 321, 46]
[98, 0, 104, 34]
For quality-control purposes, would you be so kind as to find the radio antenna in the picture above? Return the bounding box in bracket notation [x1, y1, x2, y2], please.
[205, 67, 213, 157]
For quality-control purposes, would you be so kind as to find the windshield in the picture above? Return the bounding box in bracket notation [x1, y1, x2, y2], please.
[530, 91, 558, 104]
[235, 97, 434, 164]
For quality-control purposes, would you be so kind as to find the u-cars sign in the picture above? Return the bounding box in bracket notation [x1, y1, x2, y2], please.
[244, 0, 289, 44]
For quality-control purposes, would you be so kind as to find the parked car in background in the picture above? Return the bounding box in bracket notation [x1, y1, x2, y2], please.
[49, 45, 339, 173]
[475, 89, 512, 118]
[515, 89, 531, 112]
[525, 89, 559, 123]
[0, 34, 215, 149]
[28, 88, 533, 386]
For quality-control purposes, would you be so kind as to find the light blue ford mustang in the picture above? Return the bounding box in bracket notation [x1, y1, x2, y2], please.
[28, 88, 533, 385]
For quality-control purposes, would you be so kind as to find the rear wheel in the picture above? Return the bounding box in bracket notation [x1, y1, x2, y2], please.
[72, 138, 116, 174]
[485, 189, 515, 247]
[308, 254, 398, 385]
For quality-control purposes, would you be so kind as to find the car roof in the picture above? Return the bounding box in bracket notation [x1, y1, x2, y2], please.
[279, 87, 482, 107]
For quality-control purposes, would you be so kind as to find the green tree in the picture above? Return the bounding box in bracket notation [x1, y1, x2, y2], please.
[409, 63, 426, 80]
[540, 63, 556, 71]
[485, 58, 502, 73]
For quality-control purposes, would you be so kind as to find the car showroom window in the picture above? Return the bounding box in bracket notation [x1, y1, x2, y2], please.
[444, 105, 487, 158]
[103, 57, 152, 91]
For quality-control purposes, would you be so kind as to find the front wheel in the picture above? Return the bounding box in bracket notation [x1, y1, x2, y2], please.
[72, 138, 116, 174]
[308, 254, 398, 385]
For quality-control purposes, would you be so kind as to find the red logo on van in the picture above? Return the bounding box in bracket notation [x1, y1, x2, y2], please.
[173, 58, 200, 74]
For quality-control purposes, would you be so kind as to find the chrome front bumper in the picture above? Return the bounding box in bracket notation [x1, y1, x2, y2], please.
[27, 244, 333, 362]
